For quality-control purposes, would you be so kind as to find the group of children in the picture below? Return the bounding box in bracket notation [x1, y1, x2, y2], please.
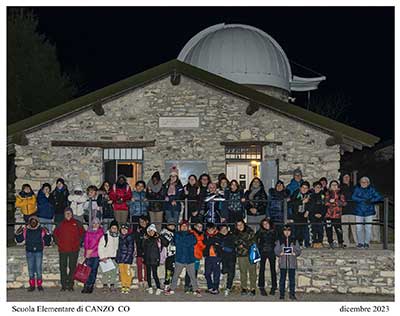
[14, 167, 383, 299]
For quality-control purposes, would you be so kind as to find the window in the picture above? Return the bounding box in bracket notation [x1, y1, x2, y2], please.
[103, 148, 143, 161]
[225, 145, 262, 161]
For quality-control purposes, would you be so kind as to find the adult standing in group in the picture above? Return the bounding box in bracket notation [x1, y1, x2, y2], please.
[197, 173, 211, 217]
[267, 180, 290, 235]
[109, 175, 132, 225]
[50, 178, 70, 225]
[163, 166, 184, 224]
[340, 173, 357, 247]
[36, 183, 55, 233]
[286, 169, 304, 196]
[146, 171, 164, 231]
[352, 177, 383, 249]
[53, 207, 85, 291]
[244, 177, 268, 231]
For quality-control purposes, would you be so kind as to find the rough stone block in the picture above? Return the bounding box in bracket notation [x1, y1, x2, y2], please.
[297, 275, 311, 287]
[349, 287, 377, 294]
[380, 271, 394, 278]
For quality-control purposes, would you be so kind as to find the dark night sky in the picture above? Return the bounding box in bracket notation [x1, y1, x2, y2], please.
[31, 7, 394, 141]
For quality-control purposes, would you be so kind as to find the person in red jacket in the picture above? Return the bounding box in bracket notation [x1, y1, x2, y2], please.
[109, 175, 132, 225]
[325, 180, 347, 249]
[53, 207, 85, 291]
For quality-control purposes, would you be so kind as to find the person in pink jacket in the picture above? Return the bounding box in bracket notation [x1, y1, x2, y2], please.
[82, 218, 104, 294]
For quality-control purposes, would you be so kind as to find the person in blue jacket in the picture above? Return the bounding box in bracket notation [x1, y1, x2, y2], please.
[164, 220, 202, 297]
[351, 177, 383, 249]
[286, 169, 304, 195]
[36, 183, 55, 234]
[128, 181, 149, 230]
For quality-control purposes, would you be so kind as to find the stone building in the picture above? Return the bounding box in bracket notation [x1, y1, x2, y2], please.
[7, 23, 379, 195]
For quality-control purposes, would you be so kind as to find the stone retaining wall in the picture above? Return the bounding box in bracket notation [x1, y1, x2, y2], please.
[7, 246, 394, 295]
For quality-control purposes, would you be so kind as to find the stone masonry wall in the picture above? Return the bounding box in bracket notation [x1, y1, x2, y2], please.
[14, 75, 340, 192]
[7, 246, 394, 295]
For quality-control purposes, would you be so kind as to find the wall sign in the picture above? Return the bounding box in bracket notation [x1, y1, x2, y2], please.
[159, 116, 200, 129]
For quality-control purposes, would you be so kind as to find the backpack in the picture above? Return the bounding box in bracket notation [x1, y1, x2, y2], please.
[249, 243, 261, 264]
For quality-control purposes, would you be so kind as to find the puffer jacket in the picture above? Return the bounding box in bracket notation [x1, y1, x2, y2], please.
[203, 230, 222, 258]
[53, 218, 85, 253]
[174, 231, 196, 264]
[143, 234, 161, 265]
[244, 187, 268, 217]
[97, 190, 114, 219]
[109, 183, 132, 211]
[36, 190, 55, 219]
[233, 225, 255, 257]
[255, 227, 277, 254]
[274, 237, 301, 269]
[84, 228, 104, 258]
[160, 228, 176, 257]
[325, 190, 346, 219]
[128, 191, 149, 217]
[68, 193, 87, 217]
[163, 180, 184, 214]
[116, 233, 135, 264]
[15, 192, 37, 216]
[50, 187, 70, 215]
[191, 229, 206, 260]
[352, 185, 383, 217]
[15, 223, 51, 252]
[286, 178, 304, 195]
[98, 231, 119, 259]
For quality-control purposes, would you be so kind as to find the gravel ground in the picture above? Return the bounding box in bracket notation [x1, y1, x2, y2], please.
[7, 288, 394, 302]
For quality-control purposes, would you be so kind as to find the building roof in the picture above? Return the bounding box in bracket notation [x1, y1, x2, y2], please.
[7, 59, 379, 149]
[178, 23, 325, 92]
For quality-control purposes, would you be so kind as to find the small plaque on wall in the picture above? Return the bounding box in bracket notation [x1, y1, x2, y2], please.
[159, 116, 200, 128]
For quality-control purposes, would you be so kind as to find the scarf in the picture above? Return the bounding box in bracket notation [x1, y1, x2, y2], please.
[249, 186, 261, 201]
[20, 191, 34, 198]
[167, 182, 176, 196]
[147, 179, 163, 194]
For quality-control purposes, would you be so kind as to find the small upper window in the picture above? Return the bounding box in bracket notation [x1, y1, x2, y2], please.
[225, 145, 262, 161]
[103, 148, 143, 161]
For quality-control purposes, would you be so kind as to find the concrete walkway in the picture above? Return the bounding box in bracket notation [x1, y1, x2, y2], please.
[7, 288, 394, 302]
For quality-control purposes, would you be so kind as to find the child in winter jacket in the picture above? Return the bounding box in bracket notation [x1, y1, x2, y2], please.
[289, 181, 311, 247]
[184, 222, 206, 292]
[160, 223, 176, 289]
[97, 181, 114, 232]
[325, 180, 346, 248]
[83, 186, 101, 228]
[36, 183, 55, 233]
[255, 218, 278, 296]
[267, 180, 290, 235]
[217, 224, 236, 296]
[15, 216, 51, 291]
[203, 223, 222, 294]
[98, 220, 119, 292]
[109, 175, 132, 225]
[50, 178, 70, 224]
[184, 174, 200, 222]
[15, 184, 37, 223]
[68, 185, 87, 223]
[309, 182, 326, 248]
[233, 219, 257, 296]
[274, 225, 301, 300]
[134, 216, 149, 287]
[116, 223, 135, 294]
[143, 224, 162, 295]
[128, 181, 149, 230]
[82, 218, 104, 294]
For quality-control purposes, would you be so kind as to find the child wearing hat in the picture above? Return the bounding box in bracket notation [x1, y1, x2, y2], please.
[143, 224, 162, 295]
[274, 225, 301, 300]
[98, 220, 120, 292]
[15, 216, 51, 292]
[116, 223, 135, 294]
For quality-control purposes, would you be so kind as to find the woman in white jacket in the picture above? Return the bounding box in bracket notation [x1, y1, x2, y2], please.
[68, 185, 87, 223]
[98, 220, 120, 292]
